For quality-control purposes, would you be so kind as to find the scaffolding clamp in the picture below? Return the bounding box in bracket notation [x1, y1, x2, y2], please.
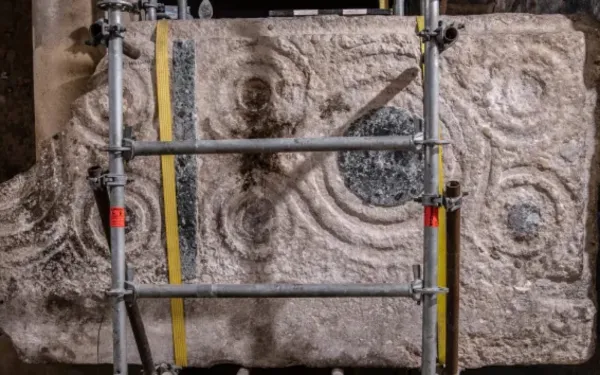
[135, 0, 165, 14]
[415, 194, 444, 207]
[86, 18, 127, 49]
[86, 20, 142, 59]
[410, 265, 448, 305]
[156, 363, 182, 375]
[417, 21, 463, 53]
[98, 0, 135, 11]
[443, 192, 468, 212]
[124, 281, 137, 302]
[416, 193, 469, 209]
[89, 173, 129, 188]
[107, 288, 133, 301]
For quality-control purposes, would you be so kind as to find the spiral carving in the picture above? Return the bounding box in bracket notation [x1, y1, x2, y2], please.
[71, 173, 161, 261]
[201, 173, 297, 262]
[201, 42, 310, 140]
[72, 63, 155, 144]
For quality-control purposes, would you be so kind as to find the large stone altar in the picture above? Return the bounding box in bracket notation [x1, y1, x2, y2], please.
[0, 14, 597, 369]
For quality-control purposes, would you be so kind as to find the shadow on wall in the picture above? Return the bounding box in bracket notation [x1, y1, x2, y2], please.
[0, 0, 36, 183]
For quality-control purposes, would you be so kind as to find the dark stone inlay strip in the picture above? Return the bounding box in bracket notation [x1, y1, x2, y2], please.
[172, 39, 197, 281]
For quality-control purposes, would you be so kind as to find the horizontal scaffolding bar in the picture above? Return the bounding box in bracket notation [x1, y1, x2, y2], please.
[133, 283, 414, 298]
[128, 135, 419, 157]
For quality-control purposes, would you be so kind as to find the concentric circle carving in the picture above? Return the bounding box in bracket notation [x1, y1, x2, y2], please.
[293, 105, 472, 251]
[202, 44, 310, 139]
[480, 44, 581, 145]
[476, 168, 576, 259]
[72, 174, 161, 259]
[73, 65, 154, 142]
[201, 174, 297, 262]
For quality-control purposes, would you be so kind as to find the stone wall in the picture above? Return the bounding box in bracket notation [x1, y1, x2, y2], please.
[0, 13, 598, 370]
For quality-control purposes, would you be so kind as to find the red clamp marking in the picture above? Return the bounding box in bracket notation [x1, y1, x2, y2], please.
[110, 207, 126, 228]
[424, 206, 439, 227]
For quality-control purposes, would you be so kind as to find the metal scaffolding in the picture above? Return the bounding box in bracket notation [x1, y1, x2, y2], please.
[88, 1, 463, 374]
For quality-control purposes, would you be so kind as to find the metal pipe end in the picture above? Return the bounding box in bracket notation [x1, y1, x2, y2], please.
[443, 25, 459, 44]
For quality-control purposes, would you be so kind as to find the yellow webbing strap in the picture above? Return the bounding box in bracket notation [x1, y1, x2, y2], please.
[417, 15, 447, 367]
[156, 20, 188, 367]
[379, 0, 390, 9]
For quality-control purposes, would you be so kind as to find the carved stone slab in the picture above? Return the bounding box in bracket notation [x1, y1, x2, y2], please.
[0, 14, 596, 368]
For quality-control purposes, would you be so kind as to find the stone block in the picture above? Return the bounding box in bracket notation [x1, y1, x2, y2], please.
[0, 14, 596, 369]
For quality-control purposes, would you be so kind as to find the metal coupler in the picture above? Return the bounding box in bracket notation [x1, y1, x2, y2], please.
[106, 288, 133, 301]
[86, 10, 141, 59]
[415, 192, 469, 209]
[97, 0, 135, 11]
[410, 265, 448, 305]
[156, 363, 182, 375]
[418, 21, 463, 53]
[443, 192, 469, 212]
[88, 173, 129, 187]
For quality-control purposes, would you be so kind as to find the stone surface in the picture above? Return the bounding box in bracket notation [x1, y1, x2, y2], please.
[0, 14, 597, 370]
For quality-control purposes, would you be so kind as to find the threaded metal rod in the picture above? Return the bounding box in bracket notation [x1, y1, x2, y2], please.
[129, 135, 419, 157]
[134, 283, 414, 299]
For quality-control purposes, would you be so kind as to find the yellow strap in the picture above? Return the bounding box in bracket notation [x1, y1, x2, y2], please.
[156, 20, 188, 367]
[379, 0, 389, 9]
[417, 15, 447, 366]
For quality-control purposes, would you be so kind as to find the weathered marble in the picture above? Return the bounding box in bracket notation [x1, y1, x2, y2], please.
[0, 14, 597, 369]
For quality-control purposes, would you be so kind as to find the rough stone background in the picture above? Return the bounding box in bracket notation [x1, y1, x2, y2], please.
[0, 14, 597, 370]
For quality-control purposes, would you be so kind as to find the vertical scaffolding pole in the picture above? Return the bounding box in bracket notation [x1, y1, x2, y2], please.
[178, 0, 187, 19]
[107, 4, 128, 375]
[147, 0, 158, 21]
[422, 0, 440, 374]
[394, 0, 404, 15]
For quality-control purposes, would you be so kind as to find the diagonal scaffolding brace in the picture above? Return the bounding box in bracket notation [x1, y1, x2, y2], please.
[91, 1, 462, 374]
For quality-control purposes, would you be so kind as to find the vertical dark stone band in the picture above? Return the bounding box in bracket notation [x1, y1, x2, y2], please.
[172, 39, 197, 281]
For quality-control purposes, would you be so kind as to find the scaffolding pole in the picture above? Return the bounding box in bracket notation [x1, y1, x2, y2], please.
[147, 0, 158, 20]
[133, 283, 417, 299]
[97, 1, 131, 374]
[178, 0, 187, 19]
[126, 135, 420, 158]
[394, 0, 404, 15]
[422, 0, 441, 374]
